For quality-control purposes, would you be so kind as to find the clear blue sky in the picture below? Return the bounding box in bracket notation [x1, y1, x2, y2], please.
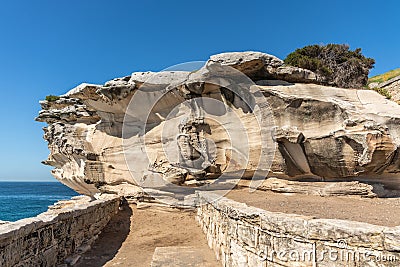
[0, 0, 399, 181]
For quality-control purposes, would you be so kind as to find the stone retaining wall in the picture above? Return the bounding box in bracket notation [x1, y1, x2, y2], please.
[196, 192, 400, 267]
[0, 194, 119, 267]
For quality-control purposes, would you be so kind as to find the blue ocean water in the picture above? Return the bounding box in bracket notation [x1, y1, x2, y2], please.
[0, 182, 79, 222]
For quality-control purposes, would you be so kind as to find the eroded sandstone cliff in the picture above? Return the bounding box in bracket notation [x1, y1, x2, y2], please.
[36, 52, 400, 197]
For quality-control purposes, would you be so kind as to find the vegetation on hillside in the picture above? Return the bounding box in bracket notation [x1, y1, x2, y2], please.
[368, 68, 400, 85]
[284, 44, 375, 88]
[367, 69, 400, 100]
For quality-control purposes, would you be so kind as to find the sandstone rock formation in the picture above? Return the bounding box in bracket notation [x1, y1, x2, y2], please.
[209, 51, 321, 83]
[36, 51, 400, 197]
[238, 178, 378, 197]
[370, 75, 400, 103]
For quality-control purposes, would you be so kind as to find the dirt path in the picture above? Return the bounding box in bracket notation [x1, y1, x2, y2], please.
[76, 204, 218, 267]
[75, 188, 399, 266]
[227, 188, 400, 226]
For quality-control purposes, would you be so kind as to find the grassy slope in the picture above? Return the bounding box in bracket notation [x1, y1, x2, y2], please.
[368, 68, 400, 84]
[367, 68, 400, 100]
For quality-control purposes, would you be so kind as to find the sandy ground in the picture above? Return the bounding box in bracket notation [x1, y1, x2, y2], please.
[75, 204, 218, 267]
[227, 188, 400, 226]
[75, 188, 399, 266]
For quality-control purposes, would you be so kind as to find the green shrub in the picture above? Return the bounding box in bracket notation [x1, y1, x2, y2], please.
[284, 44, 375, 88]
[372, 87, 392, 99]
[45, 95, 60, 102]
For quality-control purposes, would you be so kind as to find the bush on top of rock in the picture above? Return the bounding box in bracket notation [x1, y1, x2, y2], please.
[284, 44, 375, 88]
[45, 95, 60, 102]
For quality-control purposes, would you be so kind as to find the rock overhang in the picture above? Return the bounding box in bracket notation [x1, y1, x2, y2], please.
[36, 51, 400, 197]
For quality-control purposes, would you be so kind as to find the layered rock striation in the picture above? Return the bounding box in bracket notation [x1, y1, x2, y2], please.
[36, 52, 400, 196]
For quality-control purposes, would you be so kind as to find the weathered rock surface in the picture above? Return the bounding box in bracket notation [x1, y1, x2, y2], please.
[36, 51, 400, 196]
[264, 83, 400, 189]
[209, 51, 322, 83]
[239, 177, 378, 197]
[370, 75, 400, 103]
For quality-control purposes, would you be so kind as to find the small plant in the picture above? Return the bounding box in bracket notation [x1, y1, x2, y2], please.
[372, 87, 392, 99]
[45, 95, 60, 102]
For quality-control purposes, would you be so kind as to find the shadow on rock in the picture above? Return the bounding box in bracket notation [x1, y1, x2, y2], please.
[75, 201, 132, 267]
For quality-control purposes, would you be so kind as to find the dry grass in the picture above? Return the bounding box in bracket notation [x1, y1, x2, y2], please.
[369, 68, 400, 84]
